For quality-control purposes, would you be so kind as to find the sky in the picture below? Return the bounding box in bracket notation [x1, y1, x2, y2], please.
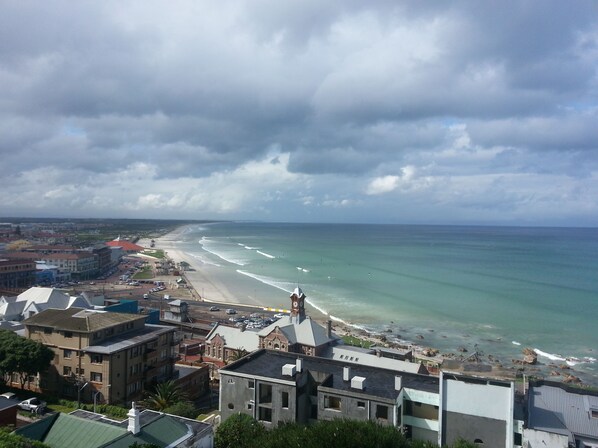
[1, 1, 597, 226]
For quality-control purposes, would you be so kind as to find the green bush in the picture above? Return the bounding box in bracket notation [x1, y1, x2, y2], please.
[162, 401, 198, 419]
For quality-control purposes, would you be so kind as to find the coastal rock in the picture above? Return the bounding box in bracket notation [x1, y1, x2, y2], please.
[550, 371, 560, 376]
[457, 347, 468, 353]
[563, 374, 582, 384]
[521, 348, 538, 365]
[416, 334, 425, 340]
[559, 364, 571, 370]
[422, 348, 439, 357]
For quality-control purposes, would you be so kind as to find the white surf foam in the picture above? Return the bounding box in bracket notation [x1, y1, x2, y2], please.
[256, 250, 275, 259]
[185, 252, 221, 267]
[199, 237, 246, 266]
[236, 270, 292, 295]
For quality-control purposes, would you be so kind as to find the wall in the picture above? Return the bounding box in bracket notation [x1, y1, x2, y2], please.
[523, 428, 568, 448]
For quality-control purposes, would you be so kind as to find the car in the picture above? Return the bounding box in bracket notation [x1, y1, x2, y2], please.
[209, 306, 220, 312]
[18, 397, 46, 414]
[0, 392, 17, 400]
[273, 313, 287, 319]
[226, 308, 237, 315]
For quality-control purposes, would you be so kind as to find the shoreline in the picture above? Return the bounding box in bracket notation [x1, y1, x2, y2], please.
[139, 225, 593, 386]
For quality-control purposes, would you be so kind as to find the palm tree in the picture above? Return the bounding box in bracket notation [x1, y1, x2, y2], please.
[143, 380, 187, 411]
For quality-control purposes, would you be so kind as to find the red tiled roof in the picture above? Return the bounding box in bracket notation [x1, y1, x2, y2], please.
[105, 240, 144, 251]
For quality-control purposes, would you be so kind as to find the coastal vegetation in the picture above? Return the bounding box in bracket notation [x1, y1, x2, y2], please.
[215, 414, 478, 448]
[342, 334, 374, 349]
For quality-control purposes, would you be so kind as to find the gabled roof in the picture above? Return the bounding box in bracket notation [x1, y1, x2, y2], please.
[206, 323, 260, 352]
[23, 308, 144, 332]
[17, 413, 127, 448]
[528, 383, 598, 441]
[258, 316, 338, 347]
[18, 287, 71, 308]
[16, 408, 212, 448]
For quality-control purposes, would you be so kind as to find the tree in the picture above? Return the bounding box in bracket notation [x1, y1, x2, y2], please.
[0, 331, 54, 388]
[162, 401, 198, 419]
[227, 348, 249, 364]
[142, 380, 187, 411]
[214, 413, 266, 448]
[0, 427, 50, 448]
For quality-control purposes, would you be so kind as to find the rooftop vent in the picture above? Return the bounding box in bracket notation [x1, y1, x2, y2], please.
[351, 376, 366, 390]
[343, 366, 351, 382]
[282, 364, 296, 377]
[395, 375, 402, 391]
[296, 358, 303, 373]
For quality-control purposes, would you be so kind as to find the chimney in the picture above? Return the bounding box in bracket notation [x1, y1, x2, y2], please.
[296, 358, 303, 373]
[343, 366, 351, 382]
[326, 320, 332, 338]
[127, 402, 141, 435]
[395, 375, 402, 391]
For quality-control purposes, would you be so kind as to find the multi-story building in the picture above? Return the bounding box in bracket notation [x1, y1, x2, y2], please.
[0, 258, 36, 289]
[219, 349, 522, 447]
[22, 307, 179, 405]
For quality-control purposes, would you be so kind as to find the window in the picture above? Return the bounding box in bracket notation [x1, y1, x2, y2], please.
[324, 395, 341, 411]
[376, 404, 389, 420]
[258, 407, 272, 423]
[63, 366, 72, 376]
[63, 349, 72, 359]
[592, 409, 598, 419]
[91, 372, 102, 382]
[44, 327, 53, 335]
[247, 403, 253, 410]
[259, 384, 272, 404]
[281, 391, 289, 409]
[91, 354, 103, 364]
[357, 401, 365, 409]
[76, 368, 84, 375]
[248, 379, 254, 389]
[64, 331, 73, 338]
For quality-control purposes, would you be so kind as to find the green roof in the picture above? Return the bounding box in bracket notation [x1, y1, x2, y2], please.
[43, 414, 127, 448]
[102, 415, 190, 448]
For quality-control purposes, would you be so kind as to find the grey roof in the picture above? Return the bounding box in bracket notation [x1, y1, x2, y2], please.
[326, 345, 425, 375]
[221, 349, 439, 400]
[83, 324, 174, 354]
[206, 324, 260, 351]
[23, 308, 144, 332]
[528, 383, 598, 442]
[258, 316, 338, 347]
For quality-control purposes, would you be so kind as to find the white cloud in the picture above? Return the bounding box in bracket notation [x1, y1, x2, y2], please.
[366, 175, 400, 195]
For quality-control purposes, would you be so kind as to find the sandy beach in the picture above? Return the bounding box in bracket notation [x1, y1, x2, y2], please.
[141, 226, 320, 312]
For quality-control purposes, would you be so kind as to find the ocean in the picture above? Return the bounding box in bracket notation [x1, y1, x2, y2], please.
[173, 222, 598, 383]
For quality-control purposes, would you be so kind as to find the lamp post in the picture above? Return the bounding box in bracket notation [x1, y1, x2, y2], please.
[93, 390, 102, 414]
[77, 381, 89, 409]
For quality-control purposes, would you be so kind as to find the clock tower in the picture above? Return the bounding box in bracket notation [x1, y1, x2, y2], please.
[290, 287, 306, 324]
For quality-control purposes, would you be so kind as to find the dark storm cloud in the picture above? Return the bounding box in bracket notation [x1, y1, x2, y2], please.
[0, 1, 597, 224]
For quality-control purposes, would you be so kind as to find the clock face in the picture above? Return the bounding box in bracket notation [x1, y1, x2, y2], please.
[293, 301, 298, 307]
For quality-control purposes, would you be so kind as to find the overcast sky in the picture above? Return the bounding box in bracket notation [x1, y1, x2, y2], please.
[1, 1, 597, 226]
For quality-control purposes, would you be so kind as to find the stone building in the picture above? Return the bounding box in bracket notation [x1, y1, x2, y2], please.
[21, 307, 178, 405]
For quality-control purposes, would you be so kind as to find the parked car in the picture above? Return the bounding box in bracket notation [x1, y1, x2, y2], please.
[18, 397, 46, 414]
[209, 306, 220, 312]
[226, 308, 237, 315]
[0, 392, 17, 400]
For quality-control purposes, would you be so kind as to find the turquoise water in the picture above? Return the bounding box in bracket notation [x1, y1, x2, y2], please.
[176, 222, 598, 381]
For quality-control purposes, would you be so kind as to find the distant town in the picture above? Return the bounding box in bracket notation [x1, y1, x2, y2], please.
[0, 218, 596, 448]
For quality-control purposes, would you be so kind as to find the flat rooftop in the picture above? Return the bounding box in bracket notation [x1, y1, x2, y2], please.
[221, 349, 439, 400]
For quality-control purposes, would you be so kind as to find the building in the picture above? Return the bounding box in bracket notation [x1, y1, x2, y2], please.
[205, 287, 338, 364]
[105, 238, 145, 254]
[525, 381, 598, 447]
[15, 404, 214, 448]
[0, 286, 91, 321]
[219, 349, 525, 447]
[22, 308, 178, 405]
[0, 395, 19, 427]
[0, 258, 36, 289]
